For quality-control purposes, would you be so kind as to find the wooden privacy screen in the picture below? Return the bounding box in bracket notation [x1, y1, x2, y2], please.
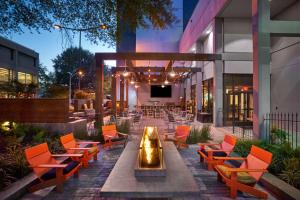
[0, 98, 69, 123]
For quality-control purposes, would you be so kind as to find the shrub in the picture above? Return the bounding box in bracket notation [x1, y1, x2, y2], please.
[117, 120, 130, 134]
[270, 126, 288, 144]
[279, 157, 300, 188]
[6, 144, 30, 178]
[74, 90, 90, 99]
[0, 168, 15, 190]
[186, 125, 212, 144]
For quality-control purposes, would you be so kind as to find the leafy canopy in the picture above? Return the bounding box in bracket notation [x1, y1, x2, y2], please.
[0, 0, 177, 46]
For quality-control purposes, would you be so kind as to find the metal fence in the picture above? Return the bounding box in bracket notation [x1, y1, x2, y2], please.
[264, 113, 299, 148]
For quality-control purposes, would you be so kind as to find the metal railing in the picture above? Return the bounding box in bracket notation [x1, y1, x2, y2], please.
[264, 113, 299, 148]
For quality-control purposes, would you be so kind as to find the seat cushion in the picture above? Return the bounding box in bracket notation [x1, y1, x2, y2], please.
[41, 160, 80, 181]
[216, 165, 257, 185]
[200, 149, 227, 157]
[88, 146, 98, 154]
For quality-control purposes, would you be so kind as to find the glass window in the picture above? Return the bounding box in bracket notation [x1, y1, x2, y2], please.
[18, 72, 34, 84]
[202, 78, 213, 113]
[0, 68, 10, 82]
[18, 72, 26, 84]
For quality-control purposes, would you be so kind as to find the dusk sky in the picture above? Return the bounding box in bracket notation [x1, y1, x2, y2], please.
[2, 28, 116, 72]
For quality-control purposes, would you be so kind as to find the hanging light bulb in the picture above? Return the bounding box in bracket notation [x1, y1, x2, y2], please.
[161, 84, 165, 88]
[169, 70, 176, 77]
[169, 64, 176, 77]
[122, 60, 129, 77]
[134, 84, 139, 89]
[164, 77, 169, 85]
[130, 79, 135, 85]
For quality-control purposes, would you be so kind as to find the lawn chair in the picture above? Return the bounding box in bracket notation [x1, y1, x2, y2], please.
[198, 134, 237, 170]
[102, 124, 128, 148]
[60, 133, 100, 168]
[164, 125, 190, 148]
[214, 145, 272, 199]
[24, 143, 82, 193]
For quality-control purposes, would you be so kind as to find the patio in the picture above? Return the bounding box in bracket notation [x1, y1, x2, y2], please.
[21, 117, 276, 200]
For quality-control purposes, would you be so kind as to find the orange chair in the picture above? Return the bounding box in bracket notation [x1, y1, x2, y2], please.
[102, 124, 128, 148]
[164, 125, 191, 148]
[24, 143, 82, 193]
[198, 135, 237, 170]
[214, 145, 272, 199]
[60, 133, 100, 168]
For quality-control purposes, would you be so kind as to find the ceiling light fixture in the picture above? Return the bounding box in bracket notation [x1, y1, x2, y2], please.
[161, 84, 165, 88]
[164, 77, 169, 85]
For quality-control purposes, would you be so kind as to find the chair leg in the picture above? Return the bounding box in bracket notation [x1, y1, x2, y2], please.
[74, 169, 80, 178]
[55, 168, 64, 193]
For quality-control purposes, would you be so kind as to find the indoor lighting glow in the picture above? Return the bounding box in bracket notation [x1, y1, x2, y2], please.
[123, 70, 129, 77]
[164, 78, 169, 85]
[169, 70, 176, 77]
[161, 84, 165, 88]
[130, 79, 135, 85]
[134, 85, 139, 89]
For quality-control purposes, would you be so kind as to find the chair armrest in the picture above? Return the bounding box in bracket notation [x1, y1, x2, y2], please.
[175, 135, 188, 139]
[68, 148, 90, 150]
[228, 168, 268, 173]
[52, 154, 83, 157]
[205, 149, 231, 152]
[198, 143, 220, 147]
[77, 141, 100, 144]
[32, 164, 68, 168]
[213, 157, 246, 160]
[117, 132, 128, 137]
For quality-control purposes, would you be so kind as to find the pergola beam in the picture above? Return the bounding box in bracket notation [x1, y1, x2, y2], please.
[96, 52, 221, 61]
[114, 66, 201, 73]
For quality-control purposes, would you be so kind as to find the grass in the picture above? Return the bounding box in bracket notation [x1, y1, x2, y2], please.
[186, 125, 212, 144]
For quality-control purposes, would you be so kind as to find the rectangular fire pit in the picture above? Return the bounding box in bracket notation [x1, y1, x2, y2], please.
[135, 126, 166, 177]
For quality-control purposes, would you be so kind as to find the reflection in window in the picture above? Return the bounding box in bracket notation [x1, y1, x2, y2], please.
[18, 72, 34, 84]
[0, 68, 10, 82]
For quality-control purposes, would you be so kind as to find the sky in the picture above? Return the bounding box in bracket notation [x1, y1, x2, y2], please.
[3, 28, 116, 72]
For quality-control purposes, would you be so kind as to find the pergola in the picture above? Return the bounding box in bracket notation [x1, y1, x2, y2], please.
[94, 52, 222, 127]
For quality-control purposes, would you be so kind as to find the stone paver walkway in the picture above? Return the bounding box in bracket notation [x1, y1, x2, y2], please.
[22, 144, 276, 200]
[21, 117, 277, 200]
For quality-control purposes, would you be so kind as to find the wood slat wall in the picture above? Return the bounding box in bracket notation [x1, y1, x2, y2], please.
[0, 98, 69, 123]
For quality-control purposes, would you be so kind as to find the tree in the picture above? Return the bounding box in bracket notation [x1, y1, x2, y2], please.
[38, 64, 55, 96]
[52, 47, 111, 93]
[0, 0, 177, 46]
[52, 47, 94, 87]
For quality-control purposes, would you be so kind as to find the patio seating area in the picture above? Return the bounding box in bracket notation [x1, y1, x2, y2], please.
[21, 115, 277, 200]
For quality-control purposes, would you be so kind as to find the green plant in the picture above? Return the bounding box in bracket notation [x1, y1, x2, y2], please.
[233, 139, 262, 157]
[6, 144, 30, 178]
[32, 131, 45, 143]
[280, 157, 300, 188]
[186, 125, 212, 144]
[0, 168, 15, 190]
[270, 126, 288, 144]
[117, 120, 130, 134]
[46, 137, 65, 154]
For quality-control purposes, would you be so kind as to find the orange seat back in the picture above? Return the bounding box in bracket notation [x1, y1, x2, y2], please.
[176, 125, 190, 141]
[24, 143, 57, 177]
[102, 124, 117, 140]
[60, 133, 77, 153]
[220, 135, 237, 155]
[240, 145, 272, 181]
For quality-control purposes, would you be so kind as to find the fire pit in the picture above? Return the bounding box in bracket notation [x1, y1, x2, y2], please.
[135, 126, 166, 177]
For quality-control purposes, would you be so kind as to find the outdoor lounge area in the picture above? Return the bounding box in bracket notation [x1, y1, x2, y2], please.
[0, 0, 300, 200]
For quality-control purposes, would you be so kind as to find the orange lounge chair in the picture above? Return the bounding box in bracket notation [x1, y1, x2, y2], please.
[24, 143, 83, 193]
[198, 134, 237, 170]
[102, 124, 128, 148]
[60, 133, 100, 168]
[214, 145, 273, 199]
[164, 125, 191, 148]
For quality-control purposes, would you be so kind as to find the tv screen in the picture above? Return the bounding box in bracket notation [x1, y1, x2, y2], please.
[151, 85, 172, 98]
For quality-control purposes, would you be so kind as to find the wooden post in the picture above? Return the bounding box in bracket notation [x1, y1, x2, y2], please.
[111, 72, 117, 115]
[125, 79, 129, 108]
[120, 76, 125, 112]
[95, 58, 104, 128]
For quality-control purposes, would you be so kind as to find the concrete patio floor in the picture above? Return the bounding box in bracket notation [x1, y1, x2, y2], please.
[21, 117, 277, 200]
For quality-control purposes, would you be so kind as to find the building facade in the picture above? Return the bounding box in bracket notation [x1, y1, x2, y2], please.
[116, 0, 300, 139]
[0, 36, 39, 97]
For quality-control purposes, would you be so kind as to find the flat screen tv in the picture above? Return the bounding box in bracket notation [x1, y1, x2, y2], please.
[151, 85, 172, 98]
